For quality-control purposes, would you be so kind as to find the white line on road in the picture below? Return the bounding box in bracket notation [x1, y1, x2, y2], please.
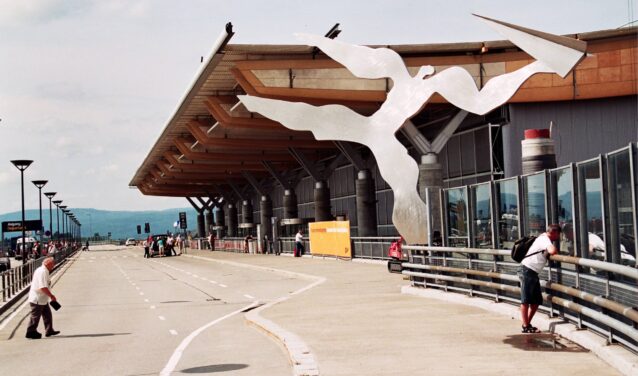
[158, 316, 166, 321]
[210, 280, 217, 284]
[244, 294, 255, 299]
[160, 302, 258, 376]
[169, 330, 178, 335]
[219, 284, 227, 288]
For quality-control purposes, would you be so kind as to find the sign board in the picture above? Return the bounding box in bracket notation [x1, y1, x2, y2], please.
[2, 220, 43, 232]
[179, 212, 187, 229]
[308, 220, 351, 258]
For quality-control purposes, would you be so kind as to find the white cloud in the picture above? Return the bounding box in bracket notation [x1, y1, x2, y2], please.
[0, 0, 85, 26]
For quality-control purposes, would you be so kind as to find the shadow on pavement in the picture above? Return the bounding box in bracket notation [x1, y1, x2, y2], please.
[180, 364, 249, 373]
[502, 333, 588, 352]
[53, 332, 131, 338]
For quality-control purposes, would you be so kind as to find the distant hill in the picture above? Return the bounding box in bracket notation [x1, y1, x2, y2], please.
[0, 208, 199, 240]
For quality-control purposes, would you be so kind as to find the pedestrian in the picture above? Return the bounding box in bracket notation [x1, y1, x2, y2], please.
[84, 240, 89, 251]
[518, 224, 560, 333]
[168, 235, 177, 256]
[263, 234, 270, 254]
[158, 237, 165, 257]
[25, 257, 60, 339]
[294, 229, 304, 257]
[143, 239, 150, 258]
[176, 234, 183, 254]
[208, 232, 215, 252]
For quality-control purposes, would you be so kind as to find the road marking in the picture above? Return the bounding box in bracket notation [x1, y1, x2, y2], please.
[210, 280, 217, 284]
[139, 292, 144, 296]
[150, 305, 156, 309]
[219, 284, 227, 288]
[169, 330, 178, 336]
[160, 302, 258, 376]
[244, 294, 255, 299]
[158, 316, 166, 321]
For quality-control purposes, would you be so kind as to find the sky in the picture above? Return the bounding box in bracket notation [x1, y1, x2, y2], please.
[0, 0, 634, 214]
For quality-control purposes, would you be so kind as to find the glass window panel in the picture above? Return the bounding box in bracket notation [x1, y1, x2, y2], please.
[471, 184, 492, 249]
[579, 160, 605, 261]
[475, 127, 491, 173]
[523, 173, 546, 236]
[608, 150, 636, 267]
[446, 188, 468, 247]
[553, 167, 575, 256]
[461, 133, 475, 175]
[496, 179, 519, 249]
[447, 137, 461, 178]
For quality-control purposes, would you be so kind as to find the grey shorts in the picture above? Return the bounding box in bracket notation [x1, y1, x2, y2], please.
[518, 265, 543, 305]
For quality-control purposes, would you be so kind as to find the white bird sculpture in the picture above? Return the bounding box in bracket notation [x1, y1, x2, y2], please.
[239, 15, 586, 245]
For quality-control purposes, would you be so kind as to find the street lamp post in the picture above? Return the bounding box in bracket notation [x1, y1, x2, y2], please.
[52, 200, 62, 240]
[11, 160, 33, 261]
[59, 206, 67, 241]
[44, 192, 56, 239]
[31, 180, 48, 241]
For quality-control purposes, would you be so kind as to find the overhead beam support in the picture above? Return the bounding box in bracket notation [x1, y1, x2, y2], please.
[431, 110, 469, 154]
[288, 147, 322, 181]
[262, 161, 291, 190]
[334, 141, 367, 171]
[242, 172, 266, 197]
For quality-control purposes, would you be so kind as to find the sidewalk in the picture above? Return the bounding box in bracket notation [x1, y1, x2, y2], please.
[185, 249, 618, 375]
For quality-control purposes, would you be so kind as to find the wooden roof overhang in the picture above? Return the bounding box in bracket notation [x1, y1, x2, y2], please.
[130, 25, 637, 198]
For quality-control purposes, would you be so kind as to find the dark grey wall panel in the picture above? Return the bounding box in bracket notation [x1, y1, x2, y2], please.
[506, 96, 637, 177]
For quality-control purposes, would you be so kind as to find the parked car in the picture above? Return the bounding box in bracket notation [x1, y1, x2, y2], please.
[0, 248, 10, 272]
[149, 234, 174, 257]
[125, 238, 136, 246]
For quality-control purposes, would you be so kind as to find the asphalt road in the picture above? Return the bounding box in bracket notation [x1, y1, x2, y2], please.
[0, 247, 307, 375]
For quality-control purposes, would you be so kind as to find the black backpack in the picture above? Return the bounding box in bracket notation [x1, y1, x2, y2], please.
[511, 236, 543, 263]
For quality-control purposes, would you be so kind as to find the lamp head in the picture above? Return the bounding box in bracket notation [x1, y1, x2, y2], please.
[32, 180, 48, 189]
[10, 160, 33, 171]
[59, 205, 67, 210]
[44, 192, 57, 199]
[52, 200, 62, 206]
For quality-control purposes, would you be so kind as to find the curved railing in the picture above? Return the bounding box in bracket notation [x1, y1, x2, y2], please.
[403, 245, 638, 353]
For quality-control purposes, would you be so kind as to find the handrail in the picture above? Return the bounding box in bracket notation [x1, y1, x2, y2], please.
[402, 262, 638, 323]
[404, 245, 638, 280]
[403, 269, 638, 342]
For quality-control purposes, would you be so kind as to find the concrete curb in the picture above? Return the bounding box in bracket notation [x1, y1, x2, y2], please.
[183, 253, 325, 375]
[402, 285, 638, 376]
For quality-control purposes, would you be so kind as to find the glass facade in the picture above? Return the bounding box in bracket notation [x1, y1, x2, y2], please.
[445, 187, 468, 247]
[495, 178, 519, 249]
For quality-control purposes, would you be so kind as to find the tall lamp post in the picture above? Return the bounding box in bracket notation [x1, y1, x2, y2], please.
[59, 206, 67, 241]
[11, 160, 33, 261]
[44, 192, 56, 240]
[31, 180, 48, 241]
[52, 200, 62, 240]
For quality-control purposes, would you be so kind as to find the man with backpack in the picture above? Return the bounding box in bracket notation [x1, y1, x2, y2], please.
[517, 224, 560, 333]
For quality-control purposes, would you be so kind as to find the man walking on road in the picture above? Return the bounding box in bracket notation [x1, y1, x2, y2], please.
[26, 257, 60, 339]
[518, 224, 560, 333]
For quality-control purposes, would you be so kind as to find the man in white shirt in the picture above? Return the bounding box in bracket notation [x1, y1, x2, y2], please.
[26, 257, 59, 339]
[295, 230, 305, 257]
[518, 224, 560, 333]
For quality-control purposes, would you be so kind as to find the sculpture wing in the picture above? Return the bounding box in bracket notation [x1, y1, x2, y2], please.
[295, 33, 411, 81]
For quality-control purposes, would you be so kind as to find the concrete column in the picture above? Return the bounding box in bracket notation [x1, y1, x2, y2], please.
[314, 180, 331, 222]
[205, 208, 214, 236]
[418, 153, 442, 238]
[214, 206, 225, 238]
[226, 203, 237, 237]
[260, 195, 273, 240]
[283, 189, 298, 219]
[196, 213, 205, 238]
[241, 200, 253, 224]
[355, 169, 378, 237]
